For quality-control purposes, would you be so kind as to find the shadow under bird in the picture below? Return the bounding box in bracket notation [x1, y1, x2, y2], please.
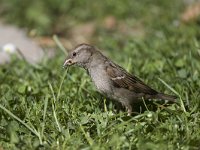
[63, 44, 177, 115]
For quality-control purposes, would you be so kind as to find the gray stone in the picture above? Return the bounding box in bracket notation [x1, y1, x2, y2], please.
[0, 22, 44, 64]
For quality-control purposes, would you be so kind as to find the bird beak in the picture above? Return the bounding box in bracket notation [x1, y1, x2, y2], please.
[63, 58, 74, 68]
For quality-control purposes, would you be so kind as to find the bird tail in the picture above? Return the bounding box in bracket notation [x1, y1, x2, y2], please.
[155, 93, 177, 102]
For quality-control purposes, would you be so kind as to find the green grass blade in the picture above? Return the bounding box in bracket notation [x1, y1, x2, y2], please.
[158, 78, 186, 112]
[48, 82, 62, 132]
[79, 124, 94, 146]
[0, 104, 42, 144]
[57, 68, 68, 100]
[41, 96, 48, 140]
[53, 35, 68, 56]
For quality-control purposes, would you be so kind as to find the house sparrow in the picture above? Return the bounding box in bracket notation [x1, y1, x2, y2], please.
[63, 44, 176, 115]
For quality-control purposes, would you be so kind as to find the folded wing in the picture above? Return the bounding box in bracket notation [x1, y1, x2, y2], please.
[105, 61, 158, 95]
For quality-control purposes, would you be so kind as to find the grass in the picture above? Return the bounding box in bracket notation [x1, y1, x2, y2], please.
[0, 0, 200, 149]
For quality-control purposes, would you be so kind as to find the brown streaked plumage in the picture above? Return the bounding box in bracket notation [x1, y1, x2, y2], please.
[63, 43, 177, 115]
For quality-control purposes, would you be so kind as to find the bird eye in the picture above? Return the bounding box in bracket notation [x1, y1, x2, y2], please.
[72, 52, 76, 57]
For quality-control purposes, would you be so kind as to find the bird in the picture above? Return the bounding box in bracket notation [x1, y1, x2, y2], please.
[63, 43, 177, 115]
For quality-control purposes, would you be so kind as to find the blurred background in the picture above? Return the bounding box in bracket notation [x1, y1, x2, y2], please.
[0, 0, 200, 64]
[0, 1, 200, 149]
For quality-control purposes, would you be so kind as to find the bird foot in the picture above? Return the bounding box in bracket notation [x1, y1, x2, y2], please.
[126, 106, 132, 116]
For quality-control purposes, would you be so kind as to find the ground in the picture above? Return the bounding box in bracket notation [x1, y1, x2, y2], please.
[0, 0, 200, 149]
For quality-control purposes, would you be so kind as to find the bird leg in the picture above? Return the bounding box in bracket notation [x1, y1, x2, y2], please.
[126, 105, 132, 116]
[121, 101, 132, 116]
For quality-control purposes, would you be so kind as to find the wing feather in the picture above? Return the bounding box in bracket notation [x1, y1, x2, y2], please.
[106, 61, 158, 95]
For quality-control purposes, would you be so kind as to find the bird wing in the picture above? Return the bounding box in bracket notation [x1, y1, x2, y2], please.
[105, 61, 158, 95]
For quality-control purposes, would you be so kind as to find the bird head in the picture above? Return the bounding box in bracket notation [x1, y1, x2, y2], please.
[63, 43, 94, 68]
